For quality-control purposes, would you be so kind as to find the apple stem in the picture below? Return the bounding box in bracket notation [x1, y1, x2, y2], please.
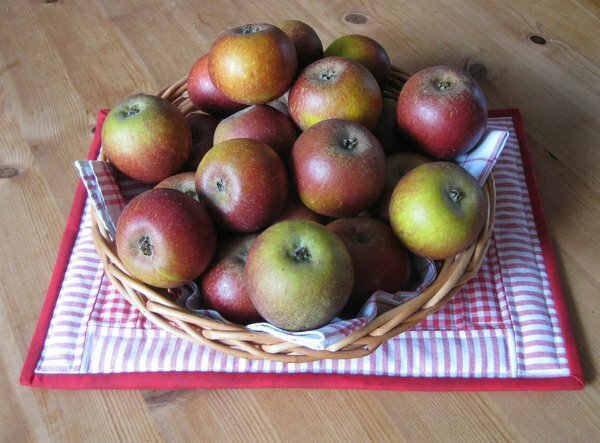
[120, 104, 140, 118]
[449, 189, 462, 203]
[342, 138, 358, 150]
[436, 81, 452, 91]
[184, 190, 197, 199]
[292, 246, 311, 262]
[216, 178, 225, 192]
[241, 25, 260, 34]
[139, 235, 154, 257]
[320, 69, 336, 81]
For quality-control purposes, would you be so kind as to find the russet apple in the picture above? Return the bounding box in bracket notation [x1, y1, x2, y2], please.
[213, 105, 298, 159]
[274, 191, 328, 224]
[277, 19, 323, 71]
[195, 138, 288, 233]
[290, 119, 386, 217]
[208, 23, 297, 104]
[245, 220, 354, 331]
[288, 56, 382, 131]
[183, 112, 220, 171]
[116, 188, 217, 288]
[187, 54, 246, 117]
[324, 34, 391, 87]
[389, 161, 485, 259]
[396, 65, 488, 159]
[101, 94, 191, 183]
[155, 172, 199, 202]
[200, 233, 262, 325]
[327, 217, 412, 316]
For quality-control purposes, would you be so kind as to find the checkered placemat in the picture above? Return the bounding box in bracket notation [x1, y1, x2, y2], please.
[21, 110, 582, 389]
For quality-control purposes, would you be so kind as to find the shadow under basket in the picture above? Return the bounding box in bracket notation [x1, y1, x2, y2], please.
[91, 66, 497, 363]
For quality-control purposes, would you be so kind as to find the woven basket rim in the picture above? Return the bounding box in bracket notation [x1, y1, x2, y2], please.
[90, 66, 496, 363]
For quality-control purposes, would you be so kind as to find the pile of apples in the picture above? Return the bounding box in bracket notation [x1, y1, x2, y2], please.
[102, 20, 489, 332]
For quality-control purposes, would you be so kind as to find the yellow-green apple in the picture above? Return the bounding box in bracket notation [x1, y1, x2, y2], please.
[245, 220, 354, 331]
[195, 138, 288, 233]
[288, 56, 382, 131]
[389, 162, 485, 259]
[183, 112, 220, 171]
[199, 233, 262, 324]
[371, 152, 432, 222]
[116, 188, 217, 288]
[277, 19, 323, 71]
[396, 66, 488, 159]
[187, 55, 246, 117]
[324, 34, 391, 87]
[213, 105, 298, 159]
[208, 23, 297, 104]
[155, 172, 199, 202]
[290, 119, 386, 217]
[101, 94, 191, 183]
[327, 217, 412, 316]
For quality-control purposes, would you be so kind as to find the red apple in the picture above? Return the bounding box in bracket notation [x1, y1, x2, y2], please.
[324, 34, 391, 87]
[116, 188, 217, 288]
[277, 19, 323, 71]
[288, 56, 382, 131]
[245, 220, 354, 331]
[327, 217, 412, 316]
[155, 172, 199, 202]
[187, 54, 247, 117]
[195, 138, 288, 233]
[274, 191, 328, 224]
[290, 119, 386, 217]
[396, 65, 488, 159]
[389, 161, 485, 259]
[208, 23, 297, 105]
[101, 94, 191, 183]
[371, 152, 432, 222]
[200, 234, 262, 324]
[213, 105, 298, 159]
[183, 112, 220, 171]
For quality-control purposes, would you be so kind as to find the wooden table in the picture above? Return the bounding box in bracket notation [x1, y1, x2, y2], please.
[2, 1, 599, 441]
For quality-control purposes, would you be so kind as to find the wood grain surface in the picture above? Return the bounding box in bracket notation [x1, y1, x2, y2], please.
[1, 0, 599, 441]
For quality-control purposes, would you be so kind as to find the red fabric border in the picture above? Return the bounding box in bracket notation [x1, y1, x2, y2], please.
[20, 109, 584, 391]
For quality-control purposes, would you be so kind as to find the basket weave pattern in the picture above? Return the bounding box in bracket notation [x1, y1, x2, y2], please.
[91, 67, 496, 363]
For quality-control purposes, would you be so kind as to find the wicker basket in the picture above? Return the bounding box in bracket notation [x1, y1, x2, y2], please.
[90, 66, 496, 363]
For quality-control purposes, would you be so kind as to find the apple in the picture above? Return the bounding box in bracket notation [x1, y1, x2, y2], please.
[116, 188, 217, 288]
[324, 34, 391, 87]
[101, 94, 191, 183]
[396, 65, 488, 159]
[199, 233, 262, 324]
[327, 217, 412, 316]
[389, 161, 485, 259]
[187, 54, 247, 117]
[155, 172, 199, 202]
[208, 23, 297, 105]
[288, 56, 382, 131]
[371, 152, 432, 222]
[245, 220, 354, 331]
[274, 191, 328, 224]
[213, 105, 298, 159]
[195, 138, 288, 233]
[290, 118, 386, 217]
[183, 112, 220, 171]
[277, 19, 323, 71]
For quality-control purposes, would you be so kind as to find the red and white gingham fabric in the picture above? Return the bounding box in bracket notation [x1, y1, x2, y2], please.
[34, 116, 570, 379]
